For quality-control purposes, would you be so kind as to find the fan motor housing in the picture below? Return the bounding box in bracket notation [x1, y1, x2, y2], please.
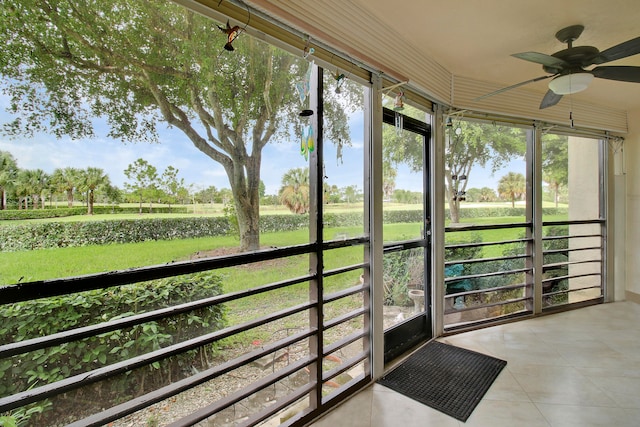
[543, 46, 601, 73]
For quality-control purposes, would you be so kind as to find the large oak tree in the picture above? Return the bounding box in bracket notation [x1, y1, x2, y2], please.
[0, 0, 351, 250]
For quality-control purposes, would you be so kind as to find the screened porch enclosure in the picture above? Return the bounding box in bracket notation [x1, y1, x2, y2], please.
[0, 0, 613, 426]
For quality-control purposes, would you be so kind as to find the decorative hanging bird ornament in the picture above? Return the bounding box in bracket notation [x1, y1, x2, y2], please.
[334, 71, 346, 93]
[217, 20, 241, 51]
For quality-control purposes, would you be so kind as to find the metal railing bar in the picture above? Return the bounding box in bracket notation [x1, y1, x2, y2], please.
[445, 237, 531, 250]
[383, 240, 425, 253]
[0, 243, 316, 304]
[445, 222, 531, 232]
[541, 272, 601, 284]
[0, 302, 314, 412]
[542, 233, 602, 241]
[444, 309, 533, 331]
[322, 352, 368, 383]
[235, 383, 316, 427]
[543, 246, 601, 255]
[543, 285, 603, 298]
[542, 219, 604, 227]
[167, 359, 315, 427]
[0, 274, 312, 359]
[323, 308, 366, 330]
[542, 297, 604, 313]
[444, 296, 531, 315]
[323, 236, 368, 250]
[444, 267, 531, 283]
[323, 285, 366, 304]
[543, 259, 602, 270]
[319, 373, 369, 408]
[445, 253, 529, 266]
[444, 282, 528, 299]
[322, 263, 367, 278]
[66, 329, 315, 427]
[323, 330, 366, 357]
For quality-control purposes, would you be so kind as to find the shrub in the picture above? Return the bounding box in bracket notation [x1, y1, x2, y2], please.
[383, 248, 423, 306]
[0, 272, 226, 424]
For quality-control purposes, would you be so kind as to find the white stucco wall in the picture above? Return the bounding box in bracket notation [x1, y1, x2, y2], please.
[625, 109, 640, 299]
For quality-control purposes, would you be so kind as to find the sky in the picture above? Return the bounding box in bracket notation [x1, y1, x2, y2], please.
[0, 93, 514, 197]
[0, 93, 368, 196]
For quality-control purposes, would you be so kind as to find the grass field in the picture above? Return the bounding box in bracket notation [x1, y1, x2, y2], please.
[0, 213, 568, 286]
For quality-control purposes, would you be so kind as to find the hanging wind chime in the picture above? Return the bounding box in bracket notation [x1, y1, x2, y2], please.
[296, 37, 315, 160]
[394, 91, 405, 134]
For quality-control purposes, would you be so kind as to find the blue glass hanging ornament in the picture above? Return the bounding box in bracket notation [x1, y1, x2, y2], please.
[300, 125, 315, 160]
[306, 125, 315, 153]
[296, 61, 314, 116]
[300, 129, 308, 160]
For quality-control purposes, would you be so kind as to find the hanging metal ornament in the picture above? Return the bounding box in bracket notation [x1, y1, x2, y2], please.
[394, 91, 405, 135]
[334, 71, 346, 93]
[393, 91, 405, 111]
[217, 20, 241, 51]
[336, 139, 344, 165]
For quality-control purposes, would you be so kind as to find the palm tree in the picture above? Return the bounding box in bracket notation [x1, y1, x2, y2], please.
[52, 167, 83, 208]
[30, 169, 49, 209]
[15, 169, 34, 209]
[80, 167, 109, 215]
[279, 167, 310, 214]
[497, 172, 526, 208]
[0, 151, 18, 210]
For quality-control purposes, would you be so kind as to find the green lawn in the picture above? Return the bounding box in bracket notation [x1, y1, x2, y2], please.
[0, 216, 570, 286]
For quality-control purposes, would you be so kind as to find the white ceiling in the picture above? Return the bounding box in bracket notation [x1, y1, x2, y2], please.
[351, 0, 640, 112]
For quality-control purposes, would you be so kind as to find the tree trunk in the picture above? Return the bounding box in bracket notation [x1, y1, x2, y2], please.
[88, 190, 94, 215]
[229, 153, 261, 252]
[67, 189, 74, 208]
[450, 199, 460, 223]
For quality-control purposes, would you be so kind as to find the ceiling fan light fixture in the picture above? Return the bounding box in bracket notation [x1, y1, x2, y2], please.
[548, 73, 594, 95]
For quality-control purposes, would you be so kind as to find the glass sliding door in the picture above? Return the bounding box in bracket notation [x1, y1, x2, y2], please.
[380, 107, 432, 362]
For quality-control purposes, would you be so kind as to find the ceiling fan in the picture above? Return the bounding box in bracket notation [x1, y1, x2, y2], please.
[476, 25, 640, 109]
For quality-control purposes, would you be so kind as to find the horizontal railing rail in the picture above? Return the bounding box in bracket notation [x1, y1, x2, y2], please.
[445, 253, 529, 266]
[542, 219, 605, 227]
[0, 243, 316, 304]
[66, 329, 316, 427]
[445, 282, 528, 299]
[444, 267, 531, 283]
[445, 222, 531, 232]
[0, 273, 312, 359]
[0, 301, 315, 413]
[543, 284, 602, 298]
[444, 237, 531, 250]
[168, 358, 316, 427]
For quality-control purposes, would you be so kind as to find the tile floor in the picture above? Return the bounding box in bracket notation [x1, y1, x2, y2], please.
[308, 301, 640, 426]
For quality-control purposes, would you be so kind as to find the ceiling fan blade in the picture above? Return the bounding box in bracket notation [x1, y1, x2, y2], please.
[592, 65, 640, 83]
[511, 52, 569, 68]
[593, 36, 640, 64]
[474, 75, 554, 101]
[539, 89, 563, 109]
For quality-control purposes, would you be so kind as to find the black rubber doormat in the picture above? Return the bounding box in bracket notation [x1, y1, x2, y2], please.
[377, 341, 507, 422]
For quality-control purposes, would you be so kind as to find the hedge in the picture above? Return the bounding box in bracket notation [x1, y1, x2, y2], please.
[0, 208, 568, 252]
[0, 271, 225, 425]
[0, 206, 189, 220]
